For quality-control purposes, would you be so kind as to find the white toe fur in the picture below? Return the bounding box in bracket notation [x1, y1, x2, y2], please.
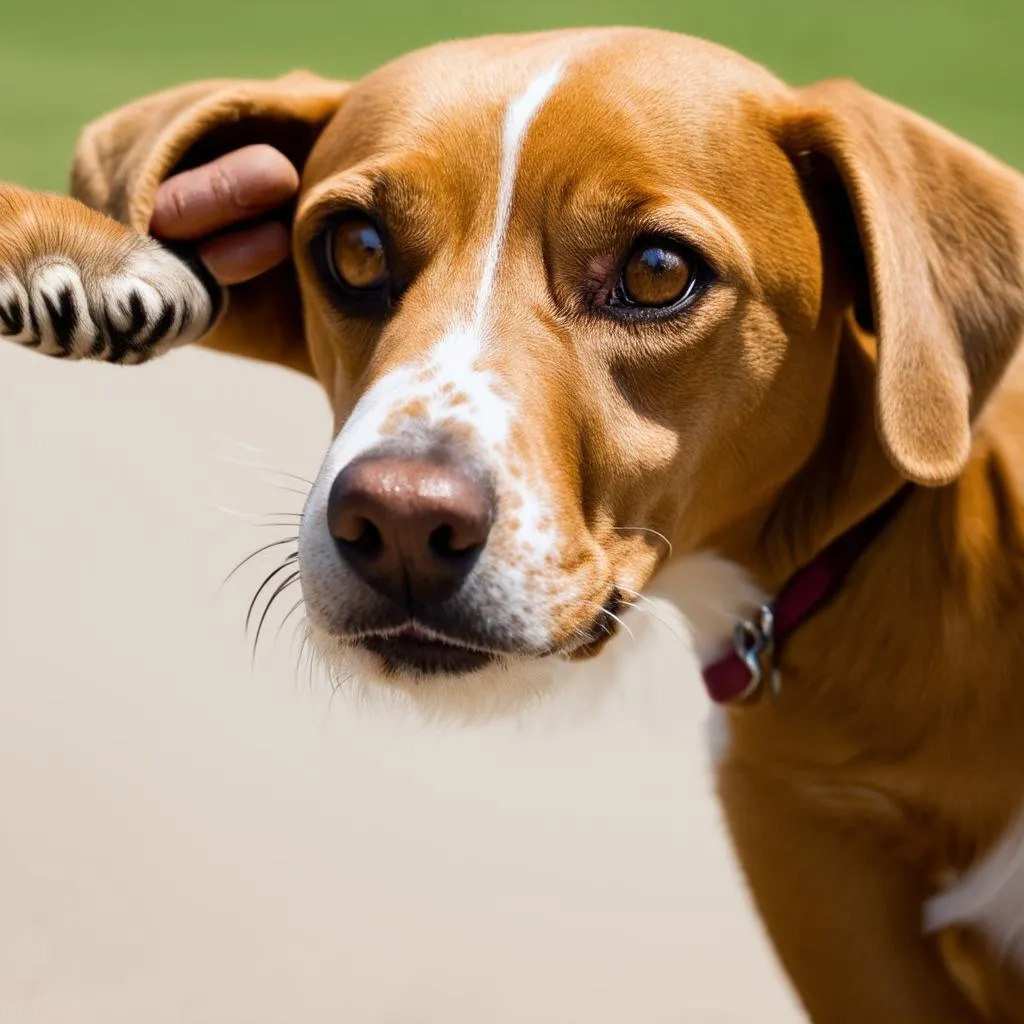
[124, 243, 216, 345]
[0, 269, 32, 344]
[1, 240, 215, 361]
[28, 261, 97, 357]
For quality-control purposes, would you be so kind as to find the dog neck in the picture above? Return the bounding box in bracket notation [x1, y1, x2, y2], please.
[708, 343, 1024, 737]
[712, 316, 906, 593]
[702, 483, 913, 704]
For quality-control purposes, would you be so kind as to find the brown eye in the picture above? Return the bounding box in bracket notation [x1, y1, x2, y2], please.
[329, 218, 388, 291]
[619, 240, 695, 308]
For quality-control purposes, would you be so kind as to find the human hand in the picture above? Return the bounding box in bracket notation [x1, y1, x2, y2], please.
[150, 144, 299, 286]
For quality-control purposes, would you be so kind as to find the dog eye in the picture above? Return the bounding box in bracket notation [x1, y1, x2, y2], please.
[327, 217, 389, 291]
[617, 239, 696, 308]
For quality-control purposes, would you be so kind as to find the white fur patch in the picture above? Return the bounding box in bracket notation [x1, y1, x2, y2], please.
[645, 551, 766, 663]
[648, 553, 763, 765]
[924, 809, 1024, 970]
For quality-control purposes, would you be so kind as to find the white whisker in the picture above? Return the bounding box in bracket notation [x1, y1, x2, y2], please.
[216, 437, 265, 455]
[597, 606, 635, 642]
[611, 525, 673, 557]
[212, 502, 261, 519]
[216, 454, 314, 488]
[619, 599, 687, 646]
[617, 584, 687, 643]
[212, 503, 301, 521]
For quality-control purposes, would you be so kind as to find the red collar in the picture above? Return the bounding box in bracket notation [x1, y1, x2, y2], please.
[701, 487, 912, 704]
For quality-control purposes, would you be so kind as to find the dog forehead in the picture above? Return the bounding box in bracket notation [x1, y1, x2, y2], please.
[307, 28, 788, 178]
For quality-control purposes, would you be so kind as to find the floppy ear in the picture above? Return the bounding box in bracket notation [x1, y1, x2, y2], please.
[70, 71, 348, 374]
[782, 79, 1024, 485]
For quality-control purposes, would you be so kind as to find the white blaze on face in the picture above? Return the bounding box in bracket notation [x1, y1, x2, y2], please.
[299, 61, 569, 653]
[471, 60, 565, 333]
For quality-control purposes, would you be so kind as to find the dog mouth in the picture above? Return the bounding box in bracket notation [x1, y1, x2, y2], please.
[559, 587, 627, 661]
[349, 589, 625, 678]
[358, 624, 499, 676]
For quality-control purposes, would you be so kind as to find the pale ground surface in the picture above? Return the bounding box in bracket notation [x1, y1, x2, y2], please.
[0, 343, 804, 1023]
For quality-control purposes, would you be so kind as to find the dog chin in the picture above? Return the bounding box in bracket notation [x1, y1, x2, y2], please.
[306, 625, 563, 723]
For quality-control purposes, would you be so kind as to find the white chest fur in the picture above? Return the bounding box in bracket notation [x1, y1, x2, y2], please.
[925, 809, 1024, 969]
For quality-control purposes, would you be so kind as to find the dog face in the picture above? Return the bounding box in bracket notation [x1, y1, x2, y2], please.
[289, 32, 838, 696]
[74, 28, 1024, 708]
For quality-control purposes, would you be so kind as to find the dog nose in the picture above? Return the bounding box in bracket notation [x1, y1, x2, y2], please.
[327, 457, 493, 606]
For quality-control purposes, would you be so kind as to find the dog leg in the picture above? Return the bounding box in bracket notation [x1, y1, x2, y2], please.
[0, 184, 217, 363]
[717, 760, 986, 1023]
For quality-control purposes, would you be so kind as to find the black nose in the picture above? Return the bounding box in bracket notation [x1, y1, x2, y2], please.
[327, 456, 494, 607]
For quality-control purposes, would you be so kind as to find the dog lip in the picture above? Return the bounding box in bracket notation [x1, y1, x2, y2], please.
[358, 623, 498, 676]
[391, 624, 454, 645]
[556, 587, 626, 659]
[359, 622, 495, 653]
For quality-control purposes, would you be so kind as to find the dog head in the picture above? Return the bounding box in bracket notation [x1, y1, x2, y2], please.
[74, 28, 1024, 711]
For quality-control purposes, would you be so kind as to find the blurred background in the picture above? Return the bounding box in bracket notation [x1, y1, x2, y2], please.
[0, 2, 1020, 1022]
[2, 0, 1021, 189]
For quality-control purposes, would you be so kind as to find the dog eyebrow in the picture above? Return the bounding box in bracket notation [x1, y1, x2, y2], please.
[601, 189, 756, 285]
[674, 190, 756, 281]
[295, 164, 440, 268]
[553, 183, 756, 288]
[299, 166, 410, 221]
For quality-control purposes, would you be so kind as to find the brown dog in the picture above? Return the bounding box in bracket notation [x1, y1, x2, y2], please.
[5, 28, 1024, 1021]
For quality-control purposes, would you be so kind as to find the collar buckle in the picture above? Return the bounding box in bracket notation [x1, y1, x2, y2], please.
[732, 604, 782, 702]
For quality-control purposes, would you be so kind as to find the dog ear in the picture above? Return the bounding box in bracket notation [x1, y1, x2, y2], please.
[71, 72, 349, 374]
[782, 79, 1024, 485]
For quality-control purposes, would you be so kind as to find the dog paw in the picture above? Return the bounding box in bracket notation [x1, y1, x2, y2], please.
[0, 242, 218, 363]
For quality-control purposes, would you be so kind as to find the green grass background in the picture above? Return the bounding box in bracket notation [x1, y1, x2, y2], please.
[1, 0, 1021, 191]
